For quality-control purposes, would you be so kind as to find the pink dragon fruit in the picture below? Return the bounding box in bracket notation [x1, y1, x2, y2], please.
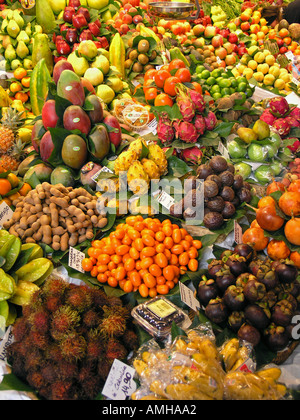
[272, 118, 291, 137]
[260, 109, 277, 126]
[284, 116, 300, 128]
[269, 96, 290, 116]
[188, 89, 206, 114]
[204, 111, 217, 131]
[181, 147, 203, 165]
[289, 107, 300, 121]
[157, 113, 175, 145]
[194, 114, 206, 135]
[176, 121, 199, 143]
[176, 89, 196, 122]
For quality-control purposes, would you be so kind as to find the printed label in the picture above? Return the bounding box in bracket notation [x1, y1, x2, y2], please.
[68, 246, 85, 273]
[179, 282, 200, 312]
[0, 202, 13, 228]
[154, 189, 175, 210]
[102, 359, 137, 400]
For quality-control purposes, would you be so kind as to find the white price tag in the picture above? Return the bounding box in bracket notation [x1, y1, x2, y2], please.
[154, 190, 175, 210]
[91, 166, 113, 183]
[0, 202, 13, 228]
[68, 247, 85, 273]
[0, 326, 13, 362]
[148, 118, 158, 135]
[102, 359, 137, 400]
[234, 220, 243, 245]
[285, 51, 294, 61]
[179, 282, 200, 312]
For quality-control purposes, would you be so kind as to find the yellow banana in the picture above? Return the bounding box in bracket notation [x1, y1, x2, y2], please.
[150, 380, 168, 398]
[257, 367, 282, 383]
[165, 384, 213, 400]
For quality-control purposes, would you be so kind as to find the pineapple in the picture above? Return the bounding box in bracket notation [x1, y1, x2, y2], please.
[127, 160, 150, 195]
[0, 138, 27, 172]
[0, 107, 25, 154]
[141, 158, 161, 180]
[114, 149, 138, 176]
[147, 144, 168, 177]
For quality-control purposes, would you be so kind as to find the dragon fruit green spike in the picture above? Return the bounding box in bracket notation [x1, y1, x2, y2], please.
[177, 121, 199, 143]
[260, 109, 277, 126]
[194, 114, 206, 135]
[204, 111, 217, 131]
[272, 118, 291, 137]
[157, 114, 175, 145]
[181, 146, 203, 165]
[269, 96, 290, 116]
[189, 89, 206, 113]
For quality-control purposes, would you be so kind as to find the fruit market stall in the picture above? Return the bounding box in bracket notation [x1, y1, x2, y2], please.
[0, 0, 300, 401]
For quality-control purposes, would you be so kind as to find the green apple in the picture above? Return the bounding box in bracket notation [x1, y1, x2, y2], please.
[84, 68, 104, 86]
[48, 0, 67, 14]
[91, 54, 110, 74]
[96, 84, 115, 104]
[87, 0, 109, 9]
[106, 76, 124, 93]
[67, 52, 89, 77]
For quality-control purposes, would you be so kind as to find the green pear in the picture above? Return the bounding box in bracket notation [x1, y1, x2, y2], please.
[252, 119, 271, 141]
[1, 18, 8, 33]
[23, 58, 33, 70]
[78, 40, 98, 60]
[11, 59, 22, 70]
[16, 41, 29, 59]
[91, 54, 110, 74]
[7, 20, 20, 38]
[13, 10, 24, 29]
[25, 23, 32, 37]
[6, 10, 14, 20]
[34, 25, 43, 34]
[67, 52, 89, 77]
[5, 44, 16, 61]
[237, 127, 258, 144]
[2, 35, 11, 49]
[106, 76, 124, 93]
[17, 30, 30, 44]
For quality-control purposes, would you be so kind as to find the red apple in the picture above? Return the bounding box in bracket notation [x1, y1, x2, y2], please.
[88, 22, 101, 37]
[77, 7, 90, 22]
[215, 47, 227, 60]
[72, 13, 88, 29]
[56, 40, 71, 56]
[204, 25, 217, 38]
[223, 42, 234, 54]
[211, 34, 224, 48]
[225, 54, 237, 66]
[228, 33, 238, 44]
[241, 22, 250, 32]
[65, 28, 78, 44]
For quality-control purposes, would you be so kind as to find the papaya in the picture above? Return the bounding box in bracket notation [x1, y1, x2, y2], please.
[30, 58, 52, 116]
[35, 0, 56, 34]
[109, 32, 125, 80]
[32, 33, 54, 74]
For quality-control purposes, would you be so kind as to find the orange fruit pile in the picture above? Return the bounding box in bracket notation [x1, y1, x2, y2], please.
[82, 215, 202, 298]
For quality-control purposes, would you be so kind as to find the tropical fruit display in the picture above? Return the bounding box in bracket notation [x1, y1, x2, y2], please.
[1, 0, 300, 401]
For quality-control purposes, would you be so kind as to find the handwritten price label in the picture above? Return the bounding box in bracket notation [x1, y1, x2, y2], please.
[0, 202, 13, 228]
[102, 359, 136, 400]
[68, 247, 85, 273]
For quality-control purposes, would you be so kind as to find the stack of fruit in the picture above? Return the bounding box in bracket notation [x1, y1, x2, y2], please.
[82, 215, 202, 297]
[31, 61, 122, 180]
[199, 243, 300, 352]
[0, 8, 40, 71]
[233, 46, 293, 92]
[7, 67, 31, 106]
[268, 21, 300, 56]
[53, 3, 109, 63]
[112, 0, 153, 35]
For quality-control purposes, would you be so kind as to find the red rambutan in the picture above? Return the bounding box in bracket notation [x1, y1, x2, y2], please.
[91, 289, 110, 308]
[122, 329, 139, 351]
[30, 330, 49, 351]
[29, 309, 50, 334]
[26, 370, 48, 391]
[64, 287, 93, 312]
[42, 277, 68, 298]
[106, 339, 128, 361]
[50, 305, 80, 339]
[82, 309, 101, 329]
[79, 376, 102, 400]
[45, 295, 63, 313]
[50, 380, 74, 400]
[55, 361, 79, 381]
[24, 348, 43, 372]
[59, 332, 87, 362]
[86, 338, 105, 361]
[40, 363, 58, 384]
[12, 317, 29, 342]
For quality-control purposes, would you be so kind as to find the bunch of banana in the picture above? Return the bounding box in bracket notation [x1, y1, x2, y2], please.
[224, 368, 286, 400]
[220, 338, 253, 373]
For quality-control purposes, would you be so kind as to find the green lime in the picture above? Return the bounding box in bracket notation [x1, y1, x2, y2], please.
[238, 92, 247, 103]
[230, 78, 238, 88]
[207, 76, 217, 86]
[237, 82, 247, 92]
[245, 87, 253, 97]
[219, 78, 231, 88]
[221, 87, 231, 96]
[211, 69, 222, 78]
[237, 76, 247, 85]
[196, 65, 205, 74]
[229, 87, 235, 95]
[200, 70, 211, 80]
[210, 84, 221, 94]
[212, 92, 222, 101]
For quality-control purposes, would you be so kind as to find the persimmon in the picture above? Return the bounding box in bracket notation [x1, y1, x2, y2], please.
[267, 239, 291, 261]
[284, 217, 300, 245]
[242, 227, 269, 251]
[258, 196, 276, 209]
[266, 180, 285, 196]
[288, 179, 300, 194]
[256, 205, 285, 231]
[290, 251, 300, 268]
[278, 191, 300, 216]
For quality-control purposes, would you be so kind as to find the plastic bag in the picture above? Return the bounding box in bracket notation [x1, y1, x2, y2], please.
[219, 338, 256, 373]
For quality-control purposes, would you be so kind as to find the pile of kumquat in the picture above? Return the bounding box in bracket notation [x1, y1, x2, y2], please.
[82, 215, 202, 298]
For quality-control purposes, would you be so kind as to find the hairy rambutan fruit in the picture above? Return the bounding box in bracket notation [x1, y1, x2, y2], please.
[29, 309, 50, 334]
[122, 329, 139, 351]
[24, 348, 43, 372]
[10, 356, 27, 381]
[40, 363, 58, 384]
[12, 317, 29, 342]
[106, 339, 128, 361]
[80, 376, 102, 400]
[30, 330, 49, 351]
[50, 380, 74, 400]
[91, 289, 110, 308]
[26, 370, 48, 391]
[60, 332, 87, 362]
[97, 357, 112, 381]
[42, 277, 68, 298]
[50, 305, 80, 340]
[100, 314, 127, 338]
[86, 337, 105, 361]
[107, 296, 123, 307]
[64, 287, 93, 312]
[45, 343, 64, 364]
[45, 295, 63, 313]
[82, 309, 101, 328]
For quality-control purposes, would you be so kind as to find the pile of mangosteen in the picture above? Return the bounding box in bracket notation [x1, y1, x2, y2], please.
[178, 156, 253, 230]
[197, 243, 300, 352]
